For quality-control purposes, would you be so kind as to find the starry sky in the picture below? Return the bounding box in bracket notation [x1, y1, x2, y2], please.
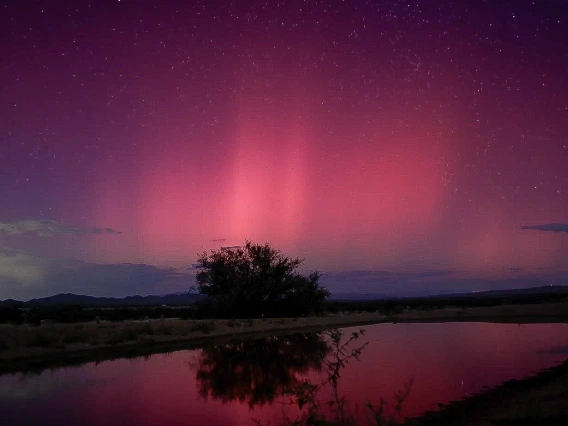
[1, 0, 567, 300]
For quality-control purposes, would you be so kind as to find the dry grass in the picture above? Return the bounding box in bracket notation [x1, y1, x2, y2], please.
[1, 301, 568, 366]
[389, 301, 568, 323]
[0, 319, 213, 352]
[0, 314, 385, 362]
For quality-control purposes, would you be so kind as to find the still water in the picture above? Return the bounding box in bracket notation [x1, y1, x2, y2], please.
[1, 322, 567, 425]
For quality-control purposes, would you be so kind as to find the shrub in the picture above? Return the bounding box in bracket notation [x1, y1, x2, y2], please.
[103, 333, 122, 346]
[192, 321, 216, 334]
[0, 308, 25, 324]
[156, 324, 172, 336]
[195, 241, 329, 318]
[61, 330, 89, 344]
[23, 332, 53, 347]
[0, 337, 10, 352]
[138, 323, 154, 335]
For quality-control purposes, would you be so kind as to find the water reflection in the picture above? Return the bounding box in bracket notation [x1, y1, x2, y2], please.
[191, 332, 330, 408]
[1, 323, 567, 426]
[190, 329, 411, 425]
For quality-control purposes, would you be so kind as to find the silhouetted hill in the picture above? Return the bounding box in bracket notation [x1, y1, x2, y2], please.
[330, 286, 568, 301]
[330, 292, 390, 301]
[1, 286, 567, 307]
[0, 299, 23, 308]
[434, 285, 568, 299]
[0, 292, 204, 307]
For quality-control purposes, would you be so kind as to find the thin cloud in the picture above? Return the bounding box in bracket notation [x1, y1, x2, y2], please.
[0, 244, 28, 257]
[521, 223, 568, 233]
[0, 251, 51, 286]
[0, 219, 122, 237]
[0, 250, 195, 300]
[211, 238, 227, 243]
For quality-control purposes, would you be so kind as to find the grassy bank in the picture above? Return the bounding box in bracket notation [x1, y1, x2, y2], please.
[0, 313, 385, 374]
[388, 300, 568, 323]
[405, 355, 568, 426]
[1, 301, 568, 375]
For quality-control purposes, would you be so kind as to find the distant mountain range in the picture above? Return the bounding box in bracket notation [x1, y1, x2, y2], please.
[434, 285, 568, 299]
[329, 292, 390, 300]
[1, 285, 567, 307]
[0, 292, 204, 307]
[332, 285, 568, 300]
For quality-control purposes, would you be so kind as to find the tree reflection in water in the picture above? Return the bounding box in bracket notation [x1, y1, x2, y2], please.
[190, 332, 330, 408]
[190, 329, 412, 425]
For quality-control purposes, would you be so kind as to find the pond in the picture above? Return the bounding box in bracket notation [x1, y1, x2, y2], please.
[1, 322, 567, 425]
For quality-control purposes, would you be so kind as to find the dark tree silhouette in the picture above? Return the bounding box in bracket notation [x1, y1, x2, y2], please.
[190, 332, 331, 408]
[195, 241, 330, 317]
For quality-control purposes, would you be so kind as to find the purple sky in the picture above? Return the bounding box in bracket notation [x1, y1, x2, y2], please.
[1, 0, 567, 300]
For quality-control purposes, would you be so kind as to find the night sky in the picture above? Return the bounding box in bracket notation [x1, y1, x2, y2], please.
[1, 0, 567, 300]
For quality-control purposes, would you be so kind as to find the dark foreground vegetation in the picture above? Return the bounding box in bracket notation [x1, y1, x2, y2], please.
[3, 300, 568, 377]
[324, 289, 568, 316]
[0, 313, 388, 374]
[0, 304, 198, 325]
[1, 288, 567, 326]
